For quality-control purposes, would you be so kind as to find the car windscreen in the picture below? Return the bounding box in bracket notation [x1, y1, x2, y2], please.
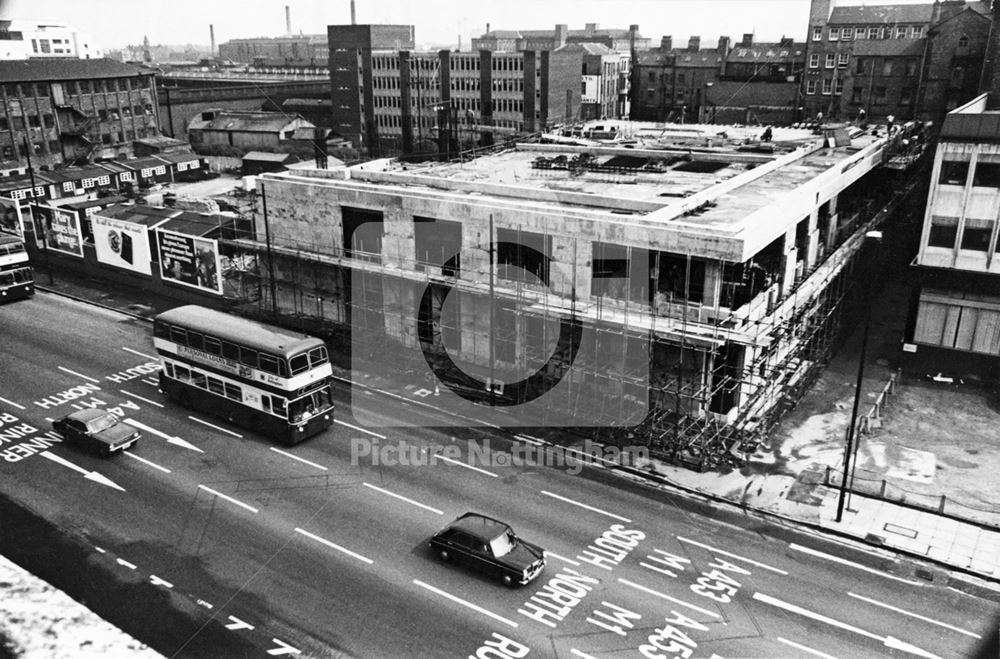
[489, 531, 516, 558]
[86, 413, 118, 433]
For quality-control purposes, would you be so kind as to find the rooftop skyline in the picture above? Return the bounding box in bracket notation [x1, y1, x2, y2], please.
[0, 0, 944, 54]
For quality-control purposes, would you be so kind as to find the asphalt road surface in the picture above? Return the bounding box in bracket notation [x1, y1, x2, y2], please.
[0, 292, 998, 658]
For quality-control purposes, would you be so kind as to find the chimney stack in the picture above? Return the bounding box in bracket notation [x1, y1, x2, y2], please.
[717, 35, 731, 54]
[285, 5, 291, 35]
[351, 0, 356, 24]
[585, 23, 598, 36]
[660, 35, 673, 51]
[688, 36, 700, 51]
[209, 24, 215, 56]
[555, 24, 568, 48]
[741, 33, 754, 47]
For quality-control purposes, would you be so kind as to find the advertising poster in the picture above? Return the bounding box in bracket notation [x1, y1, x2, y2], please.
[34, 204, 83, 257]
[156, 228, 221, 294]
[93, 213, 153, 275]
[0, 197, 24, 238]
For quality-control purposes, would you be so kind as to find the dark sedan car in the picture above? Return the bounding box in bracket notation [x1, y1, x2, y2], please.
[52, 409, 140, 457]
[429, 512, 546, 586]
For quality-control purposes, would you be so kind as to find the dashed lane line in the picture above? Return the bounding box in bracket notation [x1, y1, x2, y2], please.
[777, 637, 837, 659]
[677, 536, 789, 575]
[120, 389, 164, 408]
[362, 483, 443, 515]
[188, 415, 243, 438]
[617, 577, 720, 619]
[334, 418, 385, 439]
[847, 592, 981, 638]
[294, 527, 374, 565]
[270, 447, 328, 471]
[197, 485, 259, 514]
[789, 543, 922, 585]
[412, 579, 519, 629]
[123, 452, 171, 474]
[57, 366, 100, 383]
[541, 490, 631, 523]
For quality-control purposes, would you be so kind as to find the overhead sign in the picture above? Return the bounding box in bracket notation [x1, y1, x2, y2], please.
[0, 197, 24, 238]
[93, 213, 153, 275]
[34, 204, 83, 257]
[156, 228, 222, 294]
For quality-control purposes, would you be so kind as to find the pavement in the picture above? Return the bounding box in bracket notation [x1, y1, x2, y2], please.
[34, 266, 1000, 587]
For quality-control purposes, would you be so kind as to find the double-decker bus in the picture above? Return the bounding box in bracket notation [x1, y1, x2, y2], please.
[0, 233, 34, 302]
[153, 305, 334, 443]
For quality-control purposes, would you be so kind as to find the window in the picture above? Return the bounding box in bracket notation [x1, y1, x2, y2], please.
[873, 86, 887, 104]
[928, 216, 958, 248]
[822, 78, 833, 95]
[856, 58, 867, 75]
[855, 27, 865, 40]
[204, 337, 222, 355]
[900, 88, 913, 105]
[834, 78, 844, 95]
[206, 376, 225, 396]
[239, 346, 258, 368]
[868, 27, 880, 39]
[829, 27, 839, 41]
[169, 327, 187, 344]
[961, 223, 993, 251]
[809, 53, 820, 68]
[806, 79, 817, 94]
[289, 353, 309, 375]
[973, 163, 1000, 187]
[62, 182, 74, 193]
[939, 160, 969, 186]
[882, 60, 893, 76]
[812, 27, 822, 41]
[842, 27, 853, 40]
[958, 35, 969, 48]
[825, 53, 836, 68]
[906, 59, 918, 77]
[221, 341, 239, 361]
[911, 26, 923, 38]
[224, 383, 241, 401]
[896, 26, 907, 39]
[838, 52, 849, 68]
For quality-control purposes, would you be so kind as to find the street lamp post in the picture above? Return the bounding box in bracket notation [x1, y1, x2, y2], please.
[835, 229, 883, 523]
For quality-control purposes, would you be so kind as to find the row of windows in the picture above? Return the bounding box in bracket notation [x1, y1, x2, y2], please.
[813, 25, 924, 41]
[927, 218, 1000, 252]
[1, 78, 149, 100]
[165, 362, 244, 401]
[156, 322, 329, 377]
[938, 160, 1000, 187]
[809, 52, 850, 69]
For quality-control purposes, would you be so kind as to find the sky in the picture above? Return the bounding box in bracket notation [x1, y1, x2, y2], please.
[0, 0, 944, 52]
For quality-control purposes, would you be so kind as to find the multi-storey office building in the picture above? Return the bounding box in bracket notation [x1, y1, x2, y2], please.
[229, 119, 918, 466]
[0, 20, 99, 60]
[910, 93, 1000, 372]
[329, 25, 583, 157]
[0, 58, 160, 174]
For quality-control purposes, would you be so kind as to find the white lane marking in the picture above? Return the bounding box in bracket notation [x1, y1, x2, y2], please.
[847, 592, 981, 638]
[570, 649, 598, 659]
[122, 347, 157, 360]
[362, 483, 443, 514]
[142, 377, 159, 386]
[777, 637, 837, 659]
[116, 558, 137, 570]
[618, 577, 720, 619]
[267, 638, 301, 656]
[0, 396, 26, 410]
[196, 599, 214, 610]
[149, 575, 173, 589]
[789, 543, 922, 585]
[188, 415, 243, 438]
[754, 593, 943, 659]
[434, 453, 499, 478]
[94, 547, 106, 554]
[294, 527, 374, 565]
[412, 579, 519, 628]
[198, 485, 259, 514]
[515, 434, 544, 446]
[225, 616, 255, 631]
[270, 447, 328, 471]
[334, 419, 385, 439]
[57, 366, 100, 383]
[39, 451, 125, 491]
[541, 490, 631, 523]
[677, 536, 789, 575]
[123, 452, 171, 474]
[546, 551, 581, 567]
[124, 419, 202, 453]
[120, 389, 164, 408]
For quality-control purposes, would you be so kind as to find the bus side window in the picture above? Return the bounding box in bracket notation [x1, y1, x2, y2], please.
[154, 322, 170, 339]
[204, 337, 222, 355]
[259, 354, 280, 375]
[261, 396, 271, 413]
[289, 353, 309, 375]
[175, 365, 191, 381]
[271, 397, 287, 416]
[223, 382, 242, 401]
[187, 331, 204, 351]
[164, 362, 175, 378]
[191, 371, 207, 389]
[239, 346, 258, 368]
[221, 341, 239, 361]
[170, 327, 187, 344]
[206, 376, 225, 395]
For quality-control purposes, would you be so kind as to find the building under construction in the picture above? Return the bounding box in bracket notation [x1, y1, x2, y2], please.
[227, 119, 923, 469]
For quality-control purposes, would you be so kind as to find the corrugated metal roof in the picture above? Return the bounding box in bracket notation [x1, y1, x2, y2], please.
[828, 3, 935, 25]
[97, 204, 180, 227]
[940, 113, 1000, 141]
[0, 58, 154, 83]
[189, 111, 306, 134]
[243, 151, 295, 162]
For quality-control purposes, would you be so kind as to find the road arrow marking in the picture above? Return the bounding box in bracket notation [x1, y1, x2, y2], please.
[754, 592, 942, 659]
[266, 638, 301, 655]
[39, 451, 125, 492]
[224, 616, 254, 631]
[123, 419, 203, 453]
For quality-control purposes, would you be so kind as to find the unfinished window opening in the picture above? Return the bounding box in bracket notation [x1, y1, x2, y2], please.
[652, 252, 706, 307]
[342, 207, 383, 261]
[496, 227, 551, 285]
[592, 242, 650, 304]
[414, 216, 462, 276]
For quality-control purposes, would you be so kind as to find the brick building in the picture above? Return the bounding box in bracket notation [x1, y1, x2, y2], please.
[0, 58, 160, 175]
[803, 0, 991, 123]
[631, 37, 727, 123]
[218, 35, 329, 68]
[471, 23, 651, 53]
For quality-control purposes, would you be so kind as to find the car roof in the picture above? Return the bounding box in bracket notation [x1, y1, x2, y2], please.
[448, 513, 511, 540]
[67, 408, 112, 422]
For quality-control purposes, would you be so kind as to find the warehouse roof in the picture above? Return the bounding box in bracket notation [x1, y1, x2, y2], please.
[0, 58, 153, 83]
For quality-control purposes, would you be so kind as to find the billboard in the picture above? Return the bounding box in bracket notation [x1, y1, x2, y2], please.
[93, 213, 153, 275]
[34, 204, 83, 257]
[156, 228, 221, 294]
[0, 197, 24, 238]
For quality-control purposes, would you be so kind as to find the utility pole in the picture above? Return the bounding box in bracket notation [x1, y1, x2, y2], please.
[22, 137, 53, 284]
[260, 184, 278, 317]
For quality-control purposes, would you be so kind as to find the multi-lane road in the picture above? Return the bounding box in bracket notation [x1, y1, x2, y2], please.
[1, 292, 998, 658]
